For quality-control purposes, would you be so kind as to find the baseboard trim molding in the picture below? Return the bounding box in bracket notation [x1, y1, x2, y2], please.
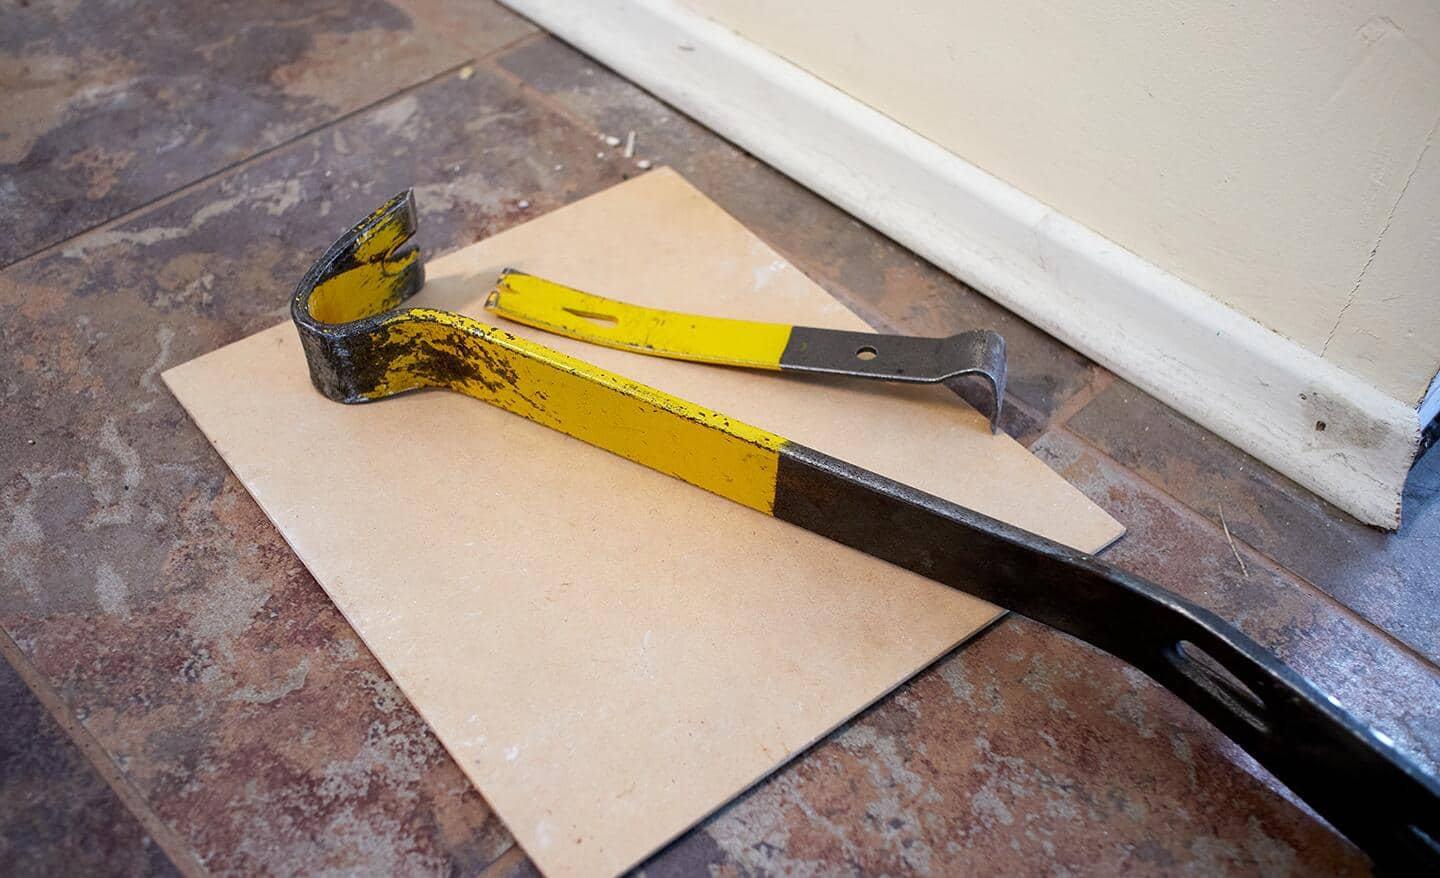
[502, 0, 1423, 528]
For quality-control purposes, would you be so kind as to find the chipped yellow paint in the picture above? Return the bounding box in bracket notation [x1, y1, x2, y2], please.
[307, 197, 419, 325]
[298, 197, 783, 512]
[359, 308, 786, 514]
[486, 272, 791, 369]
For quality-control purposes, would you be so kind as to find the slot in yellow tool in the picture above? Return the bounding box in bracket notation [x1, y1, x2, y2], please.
[486, 270, 1008, 431]
[290, 191, 1440, 873]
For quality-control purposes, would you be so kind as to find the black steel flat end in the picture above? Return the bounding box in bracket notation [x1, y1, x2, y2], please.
[780, 326, 1008, 432]
[952, 329, 1006, 434]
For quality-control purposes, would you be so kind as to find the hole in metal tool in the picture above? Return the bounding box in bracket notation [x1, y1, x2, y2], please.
[563, 307, 619, 328]
[1172, 640, 1268, 732]
[855, 345, 878, 361]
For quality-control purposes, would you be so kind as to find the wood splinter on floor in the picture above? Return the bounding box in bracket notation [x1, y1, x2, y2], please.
[1218, 503, 1250, 578]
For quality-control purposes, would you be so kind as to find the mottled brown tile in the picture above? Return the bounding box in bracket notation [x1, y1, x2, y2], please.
[7, 6, 1427, 872]
[637, 616, 1369, 876]
[0, 66, 622, 875]
[991, 392, 1048, 447]
[495, 37, 1103, 423]
[479, 844, 542, 878]
[390, 0, 537, 58]
[1068, 380, 1440, 666]
[0, 0, 469, 265]
[0, 652, 179, 878]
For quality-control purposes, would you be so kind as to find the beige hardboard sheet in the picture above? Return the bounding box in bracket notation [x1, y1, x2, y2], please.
[165, 169, 1124, 878]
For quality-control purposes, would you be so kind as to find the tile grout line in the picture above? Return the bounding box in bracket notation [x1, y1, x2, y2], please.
[475, 23, 552, 59]
[398, 5, 547, 66]
[474, 840, 528, 878]
[1, 8, 557, 276]
[1044, 367, 1115, 432]
[0, 627, 211, 878]
[1058, 424, 1440, 674]
[1003, 393, 1049, 446]
[0, 61, 475, 274]
[481, 46, 639, 146]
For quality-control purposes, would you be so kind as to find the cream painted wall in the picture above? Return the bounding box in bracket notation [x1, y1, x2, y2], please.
[681, 0, 1440, 404]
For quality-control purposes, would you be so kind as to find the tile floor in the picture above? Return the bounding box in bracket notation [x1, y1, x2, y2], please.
[2, 2, 1436, 875]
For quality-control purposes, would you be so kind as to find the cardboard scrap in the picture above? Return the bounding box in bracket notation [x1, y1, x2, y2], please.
[165, 169, 1123, 877]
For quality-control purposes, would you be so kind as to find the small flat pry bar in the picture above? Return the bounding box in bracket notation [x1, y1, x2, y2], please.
[485, 270, 1008, 431]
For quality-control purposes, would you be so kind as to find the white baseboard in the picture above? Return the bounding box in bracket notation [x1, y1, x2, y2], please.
[502, 0, 1423, 529]
[1419, 373, 1440, 430]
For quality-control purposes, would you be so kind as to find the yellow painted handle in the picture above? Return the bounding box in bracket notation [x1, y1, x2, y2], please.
[485, 271, 790, 370]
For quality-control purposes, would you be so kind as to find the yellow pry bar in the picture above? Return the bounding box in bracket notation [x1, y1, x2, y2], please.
[485, 270, 791, 370]
[290, 193, 787, 516]
[358, 311, 786, 514]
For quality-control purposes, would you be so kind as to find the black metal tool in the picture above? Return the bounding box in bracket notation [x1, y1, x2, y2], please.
[292, 191, 1440, 873]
